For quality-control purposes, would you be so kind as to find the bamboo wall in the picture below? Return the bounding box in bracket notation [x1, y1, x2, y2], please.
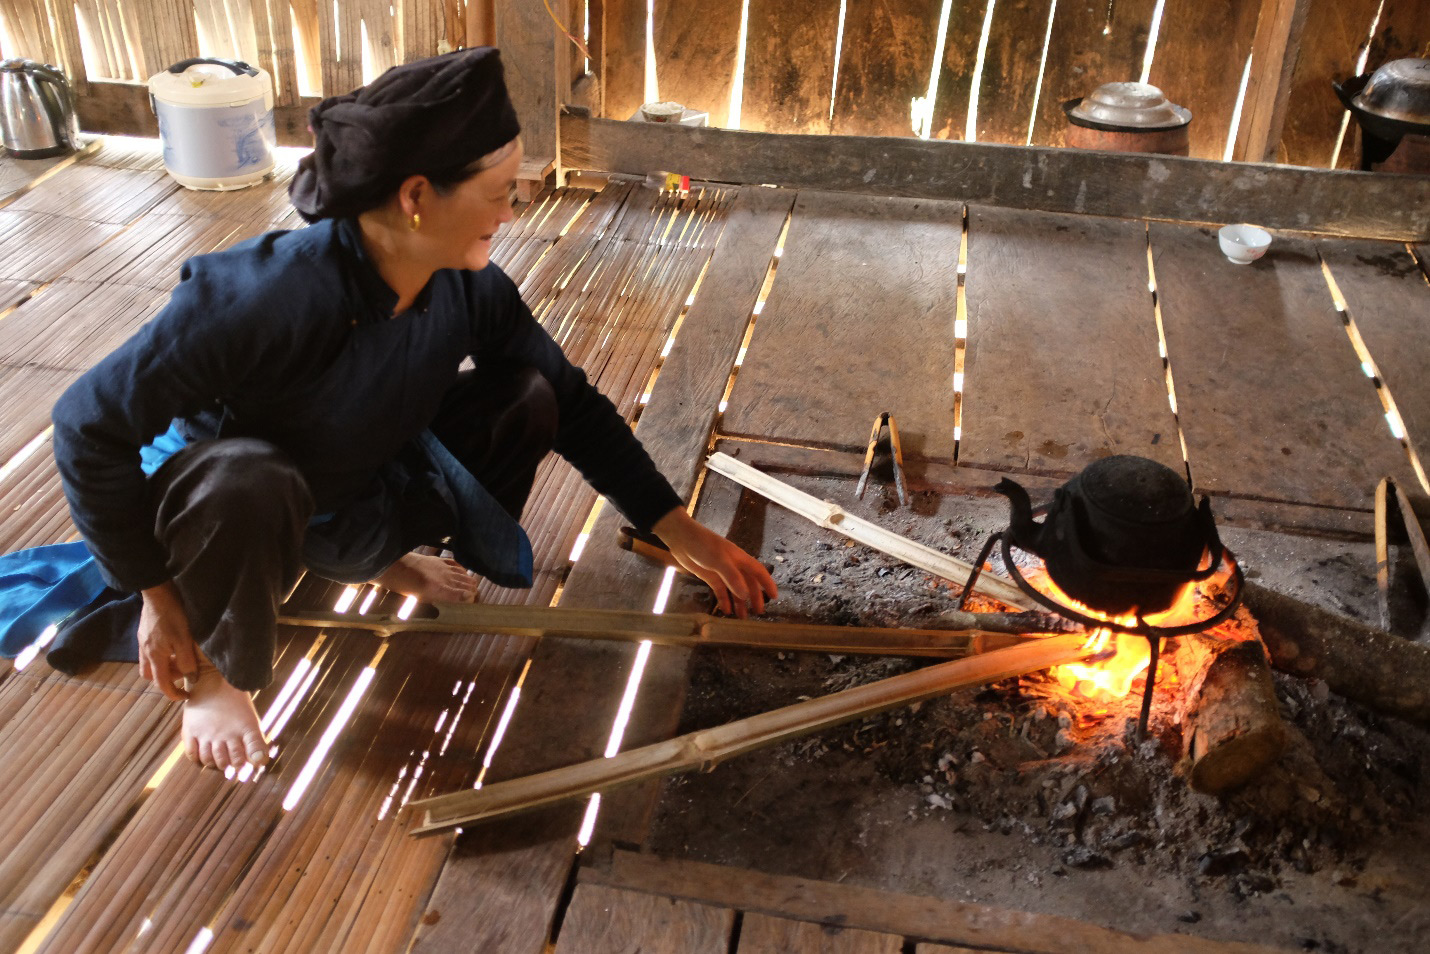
[0, 0, 1425, 168]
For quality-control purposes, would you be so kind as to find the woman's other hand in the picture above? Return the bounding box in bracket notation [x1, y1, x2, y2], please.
[139, 581, 199, 702]
[651, 508, 778, 618]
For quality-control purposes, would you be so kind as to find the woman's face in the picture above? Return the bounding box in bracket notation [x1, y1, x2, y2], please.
[424, 142, 523, 272]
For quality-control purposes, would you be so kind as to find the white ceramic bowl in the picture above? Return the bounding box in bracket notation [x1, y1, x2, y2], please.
[1218, 224, 1272, 265]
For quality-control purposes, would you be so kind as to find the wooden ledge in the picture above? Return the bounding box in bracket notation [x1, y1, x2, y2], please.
[581, 849, 1288, 954]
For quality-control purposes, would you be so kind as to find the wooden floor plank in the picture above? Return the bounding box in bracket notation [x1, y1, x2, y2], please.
[554, 882, 733, 954]
[959, 205, 1182, 476]
[723, 191, 962, 460]
[584, 849, 1285, 954]
[1317, 238, 1430, 486]
[1150, 223, 1417, 509]
[739, 912, 902, 953]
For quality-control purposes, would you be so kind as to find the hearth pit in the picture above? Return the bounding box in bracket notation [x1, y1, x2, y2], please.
[958, 455, 1245, 738]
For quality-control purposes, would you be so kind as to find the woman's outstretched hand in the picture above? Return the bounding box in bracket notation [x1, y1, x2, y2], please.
[139, 580, 199, 701]
[651, 508, 778, 618]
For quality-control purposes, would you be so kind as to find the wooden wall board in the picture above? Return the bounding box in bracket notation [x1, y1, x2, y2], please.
[722, 190, 962, 460]
[1277, 0, 1380, 168]
[560, 115, 1430, 241]
[830, 0, 945, 138]
[741, 0, 843, 135]
[974, 0, 1056, 145]
[653, 0, 741, 127]
[0, 211, 122, 282]
[1030, 0, 1158, 147]
[554, 882, 733, 953]
[584, 848, 1287, 954]
[1146, 0, 1261, 160]
[1318, 238, 1430, 484]
[927, 0, 992, 143]
[497, 0, 559, 165]
[1366, 0, 1430, 70]
[958, 205, 1182, 476]
[602, 0, 647, 122]
[1149, 222, 1416, 510]
[738, 912, 903, 953]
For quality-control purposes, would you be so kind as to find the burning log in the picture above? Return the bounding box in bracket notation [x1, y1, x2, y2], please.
[1173, 631, 1286, 795]
[1242, 581, 1430, 727]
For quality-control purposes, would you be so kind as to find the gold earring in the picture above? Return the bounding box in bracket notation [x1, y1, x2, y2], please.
[409, 212, 421, 232]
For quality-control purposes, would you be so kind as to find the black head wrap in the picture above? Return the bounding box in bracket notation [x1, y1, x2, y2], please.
[289, 47, 521, 222]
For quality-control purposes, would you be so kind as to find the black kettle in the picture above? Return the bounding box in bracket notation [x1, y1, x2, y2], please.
[0, 58, 79, 158]
[994, 455, 1224, 616]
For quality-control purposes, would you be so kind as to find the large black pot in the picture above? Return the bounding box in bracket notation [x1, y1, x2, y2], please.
[995, 456, 1222, 616]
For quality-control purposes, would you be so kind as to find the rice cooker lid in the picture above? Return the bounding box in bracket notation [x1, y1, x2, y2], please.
[150, 58, 269, 106]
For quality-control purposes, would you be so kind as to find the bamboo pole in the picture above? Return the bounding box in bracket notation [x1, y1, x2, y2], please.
[278, 602, 1072, 657]
[705, 451, 1032, 609]
[407, 633, 1093, 833]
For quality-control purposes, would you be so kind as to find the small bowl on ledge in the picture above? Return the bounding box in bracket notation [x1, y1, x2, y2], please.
[1218, 224, 1272, 265]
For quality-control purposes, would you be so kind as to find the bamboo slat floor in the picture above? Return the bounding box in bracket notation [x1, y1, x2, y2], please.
[0, 135, 1425, 954]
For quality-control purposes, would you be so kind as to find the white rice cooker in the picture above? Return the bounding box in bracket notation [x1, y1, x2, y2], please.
[149, 58, 276, 191]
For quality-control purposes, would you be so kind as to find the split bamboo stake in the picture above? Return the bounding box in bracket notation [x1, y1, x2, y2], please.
[406, 633, 1093, 834]
[704, 452, 1031, 609]
[278, 602, 1075, 658]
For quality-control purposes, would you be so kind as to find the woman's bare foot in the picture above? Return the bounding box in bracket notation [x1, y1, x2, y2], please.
[374, 552, 478, 603]
[182, 666, 269, 773]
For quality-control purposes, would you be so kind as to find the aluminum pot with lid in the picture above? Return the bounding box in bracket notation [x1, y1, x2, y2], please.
[1063, 82, 1191, 132]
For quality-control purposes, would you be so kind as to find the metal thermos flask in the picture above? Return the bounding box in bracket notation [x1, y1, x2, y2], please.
[0, 58, 79, 159]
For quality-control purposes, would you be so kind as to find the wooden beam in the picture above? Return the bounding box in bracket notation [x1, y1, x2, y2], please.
[559, 112, 1430, 240]
[583, 849, 1290, 954]
[1234, 0, 1313, 163]
[497, 0, 561, 176]
[706, 452, 1033, 609]
[407, 634, 1094, 833]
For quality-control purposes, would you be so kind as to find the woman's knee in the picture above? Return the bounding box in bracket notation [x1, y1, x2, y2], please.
[153, 439, 314, 531]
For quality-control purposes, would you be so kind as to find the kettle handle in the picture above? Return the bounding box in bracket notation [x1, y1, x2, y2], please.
[25, 62, 78, 148]
[167, 57, 259, 77]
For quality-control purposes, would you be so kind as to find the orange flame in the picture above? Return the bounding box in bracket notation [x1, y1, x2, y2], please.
[1033, 571, 1206, 701]
[1058, 630, 1151, 701]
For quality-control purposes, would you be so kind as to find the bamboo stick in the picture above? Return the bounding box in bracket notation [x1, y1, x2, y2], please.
[408, 633, 1093, 833]
[705, 451, 1031, 609]
[278, 602, 1068, 657]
